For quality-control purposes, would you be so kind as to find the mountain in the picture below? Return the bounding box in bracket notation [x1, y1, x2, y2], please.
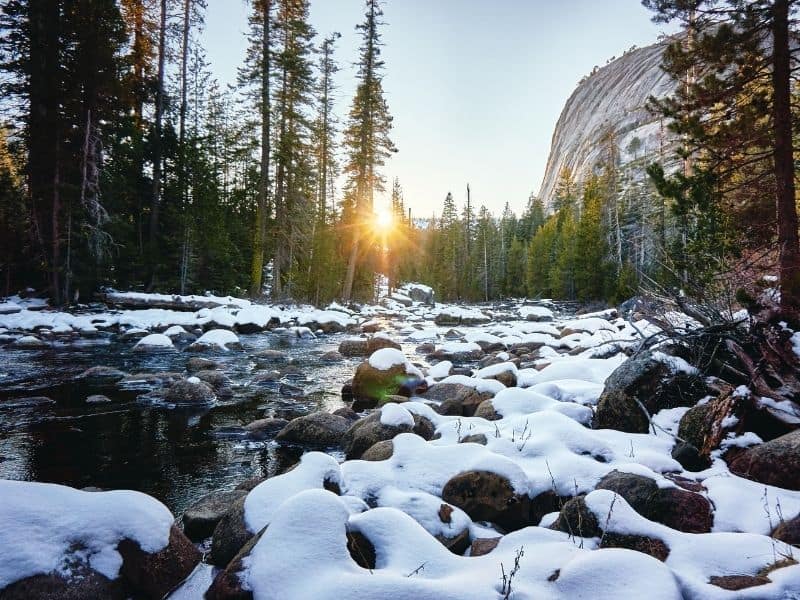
[537, 40, 678, 208]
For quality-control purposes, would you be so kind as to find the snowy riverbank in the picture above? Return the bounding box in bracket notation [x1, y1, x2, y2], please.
[1, 289, 800, 599]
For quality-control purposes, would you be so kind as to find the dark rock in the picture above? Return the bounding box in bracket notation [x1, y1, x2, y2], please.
[436, 527, 471, 555]
[442, 470, 531, 532]
[206, 528, 266, 600]
[474, 399, 499, 421]
[346, 531, 376, 570]
[332, 406, 360, 421]
[677, 403, 712, 449]
[416, 343, 436, 355]
[351, 359, 421, 407]
[275, 411, 351, 448]
[671, 441, 710, 472]
[708, 575, 771, 590]
[339, 339, 369, 357]
[243, 418, 289, 441]
[594, 350, 710, 433]
[729, 430, 800, 491]
[209, 496, 251, 567]
[341, 412, 434, 460]
[553, 496, 601, 538]
[183, 489, 248, 541]
[772, 515, 800, 546]
[76, 365, 127, 386]
[600, 533, 670, 561]
[117, 524, 200, 599]
[320, 350, 343, 362]
[366, 336, 401, 354]
[377, 394, 410, 407]
[424, 383, 492, 417]
[596, 470, 713, 533]
[341, 381, 354, 402]
[163, 378, 216, 405]
[194, 369, 232, 391]
[252, 349, 288, 362]
[235, 477, 267, 492]
[470, 537, 501, 557]
[460, 433, 488, 445]
[361, 439, 394, 461]
[187, 357, 219, 373]
[0, 570, 123, 599]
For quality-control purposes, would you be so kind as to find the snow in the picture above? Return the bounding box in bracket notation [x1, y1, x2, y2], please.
[133, 333, 174, 350]
[380, 403, 415, 428]
[368, 348, 407, 371]
[519, 305, 554, 320]
[474, 361, 517, 379]
[652, 351, 699, 375]
[244, 452, 342, 534]
[194, 328, 239, 350]
[436, 341, 482, 355]
[427, 360, 452, 379]
[437, 374, 505, 395]
[560, 317, 617, 334]
[0, 480, 173, 590]
[162, 325, 186, 337]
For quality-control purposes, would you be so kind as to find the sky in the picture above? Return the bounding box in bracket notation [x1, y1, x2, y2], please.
[203, 0, 675, 217]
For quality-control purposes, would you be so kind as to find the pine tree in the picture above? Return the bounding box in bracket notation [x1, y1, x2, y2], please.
[644, 0, 800, 313]
[341, 0, 396, 301]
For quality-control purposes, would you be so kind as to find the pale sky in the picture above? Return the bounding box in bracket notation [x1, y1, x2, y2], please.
[203, 0, 674, 217]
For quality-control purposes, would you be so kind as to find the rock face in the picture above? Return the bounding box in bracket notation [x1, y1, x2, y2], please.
[537, 41, 676, 210]
[729, 430, 800, 491]
[594, 351, 709, 433]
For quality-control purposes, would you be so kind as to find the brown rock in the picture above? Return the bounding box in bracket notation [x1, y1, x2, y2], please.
[470, 537, 501, 557]
[117, 525, 200, 599]
[442, 470, 531, 532]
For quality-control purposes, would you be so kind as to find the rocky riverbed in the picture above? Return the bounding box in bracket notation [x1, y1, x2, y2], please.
[1, 288, 800, 599]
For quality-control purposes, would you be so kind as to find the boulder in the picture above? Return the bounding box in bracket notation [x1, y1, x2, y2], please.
[473, 399, 499, 421]
[460, 433, 488, 445]
[209, 496, 251, 567]
[594, 350, 710, 433]
[360, 439, 394, 461]
[194, 369, 232, 391]
[441, 470, 531, 532]
[275, 412, 351, 448]
[243, 417, 289, 441]
[366, 336, 401, 354]
[341, 411, 434, 459]
[677, 403, 712, 448]
[186, 357, 219, 373]
[116, 525, 201, 599]
[772, 515, 800, 546]
[552, 496, 601, 538]
[163, 378, 216, 405]
[320, 350, 343, 362]
[470, 537, 501, 557]
[76, 366, 127, 386]
[596, 471, 712, 533]
[406, 285, 434, 304]
[729, 430, 800, 491]
[183, 489, 248, 541]
[351, 350, 425, 408]
[206, 528, 267, 599]
[338, 338, 369, 357]
[133, 333, 174, 352]
[599, 533, 670, 561]
[0, 569, 123, 599]
[423, 383, 492, 417]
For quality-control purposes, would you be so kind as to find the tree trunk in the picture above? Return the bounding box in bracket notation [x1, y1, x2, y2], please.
[178, 0, 191, 294]
[249, 0, 271, 298]
[147, 0, 167, 290]
[771, 0, 800, 314]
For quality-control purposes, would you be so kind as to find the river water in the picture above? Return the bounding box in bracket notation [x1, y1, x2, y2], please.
[0, 323, 418, 515]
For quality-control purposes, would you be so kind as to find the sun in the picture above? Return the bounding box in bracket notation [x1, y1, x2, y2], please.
[375, 208, 393, 231]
